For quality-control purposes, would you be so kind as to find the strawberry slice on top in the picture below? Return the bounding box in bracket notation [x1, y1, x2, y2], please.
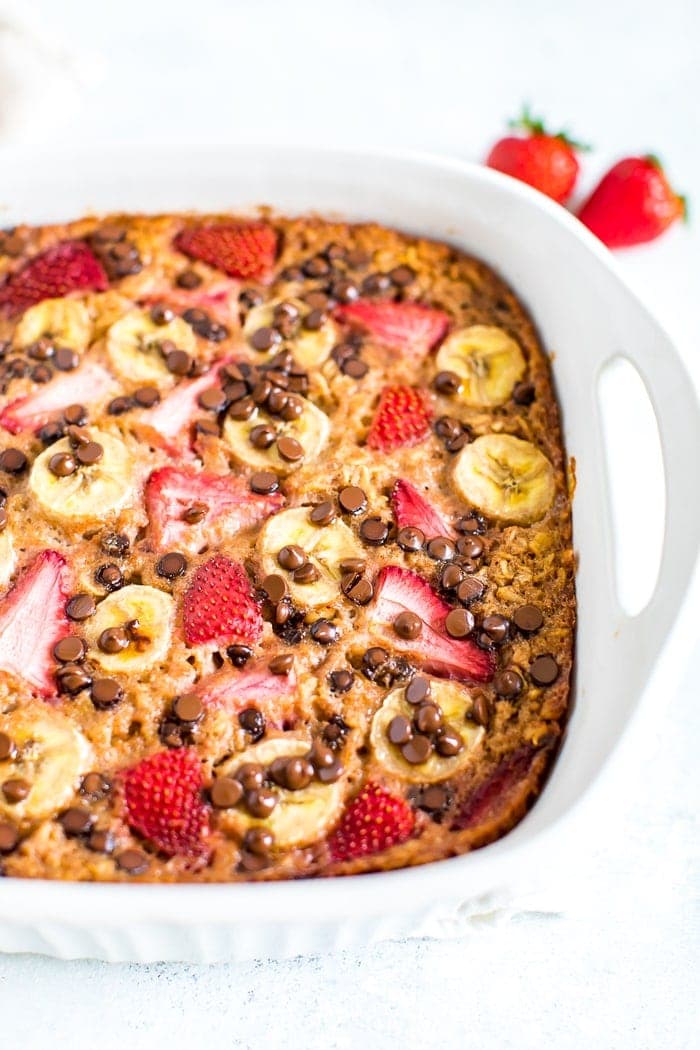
[174, 222, 278, 281]
[146, 466, 284, 553]
[183, 554, 263, 648]
[370, 565, 495, 683]
[366, 385, 432, 453]
[0, 241, 108, 316]
[391, 478, 454, 539]
[141, 359, 231, 451]
[335, 300, 449, 361]
[0, 360, 115, 434]
[0, 550, 69, 697]
[122, 747, 210, 858]
[194, 661, 298, 726]
[329, 781, 415, 862]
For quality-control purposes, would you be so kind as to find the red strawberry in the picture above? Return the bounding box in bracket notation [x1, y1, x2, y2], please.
[142, 358, 231, 450]
[0, 241, 108, 316]
[391, 478, 453, 539]
[451, 746, 539, 831]
[578, 155, 686, 248]
[122, 747, 210, 858]
[366, 386, 432, 453]
[335, 300, 449, 361]
[146, 466, 284, 553]
[486, 107, 588, 203]
[142, 276, 241, 327]
[371, 565, 495, 683]
[195, 661, 298, 725]
[183, 554, 263, 648]
[0, 361, 115, 434]
[174, 222, 277, 280]
[329, 781, 415, 862]
[0, 550, 69, 696]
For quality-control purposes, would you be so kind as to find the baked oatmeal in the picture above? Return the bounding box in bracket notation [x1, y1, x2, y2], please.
[0, 214, 575, 880]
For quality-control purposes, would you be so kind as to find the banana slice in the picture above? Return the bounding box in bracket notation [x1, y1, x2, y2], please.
[258, 507, 363, 607]
[0, 704, 93, 824]
[29, 429, 136, 525]
[243, 297, 339, 368]
[0, 529, 16, 591]
[452, 433, 555, 525]
[216, 735, 346, 848]
[222, 400, 330, 475]
[371, 679, 484, 783]
[105, 308, 197, 385]
[85, 290, 133, 339]
[435, 325, 526, 408]
[84, 585, 175, 674]
[12, 297, 93, 353]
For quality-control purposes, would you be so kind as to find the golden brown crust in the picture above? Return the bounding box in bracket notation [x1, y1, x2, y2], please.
[0, 213, 575, 882]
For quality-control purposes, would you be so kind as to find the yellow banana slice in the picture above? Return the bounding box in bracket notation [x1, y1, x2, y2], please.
[85, 290, 133, 339]
[452, 433, 555, 525]
[222, 399, 330, 475]
[435, 325, 526, 408]
[105, 308, 196, 385]
[12, 297, 93, 353]
[370, 679, 484, 783]
[216, 735, 346, 848]
[84, 584, 175, 674]
[0, 705, 93, 824]
[0, 529, 16, 591]
[29, 429, 136, 525]
[244, 297, 339, 368]
[257, 507, 363, 607]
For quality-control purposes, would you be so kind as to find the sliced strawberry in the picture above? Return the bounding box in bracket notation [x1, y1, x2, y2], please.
[366, 385, 432, 453]
[0, 241, 108, 316]
[329, 781, 415, 862]
[141, 276, 241, 327]
[391, 478, 453, 539]
[122, 747, 210, 858]
[174, 222, 277, 280]
[0, 550, 69, 697]
[142, 359, 231, 450]
[451, 746, 539, 831]
[0, 360, 115, 434]
[195, 661, 298, 726]
[183, 554, 263, 648]
[335, 300, 449, 361]
[146, 466, 283, 553]
[370, 565, 495, 683]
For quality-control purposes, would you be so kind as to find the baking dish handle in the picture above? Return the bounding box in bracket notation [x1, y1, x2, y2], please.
[612, 337, 700, 667]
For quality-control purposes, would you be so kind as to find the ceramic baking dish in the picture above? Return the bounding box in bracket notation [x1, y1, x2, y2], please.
[0, 145, 697, 963]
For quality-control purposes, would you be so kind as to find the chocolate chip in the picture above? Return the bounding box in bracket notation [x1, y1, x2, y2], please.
[0, 822, 18, 853]
[493, 669, 524, 697]
[388, 715, 413, 745]
[397, 526, 425, 552]
[236, 763, 265, 791]
[513, 604, 544, 634]
[157, 552, 187, 579]
[227, 644, 253, 667]
[513, 381, 535, 405]
[251, 379, 273, 406]
[31, 363, 52, 383]
[457, 536, 484, 560]
[481, 614, 510, 643]
[133, 386, 160, 408]
[310, 619, 339, 645]
[338, 485, 367, 515]
[329, 668, 354, 693]
[194, 417, 220, 437]
[269, 653, 294, 675]
[277, 544, 306, 571]
[229, 396, 255, 421]
[245, 787, 278, 818]
[361, 272, 391, 295]
[415, 702, 443, 734]
[97, 627, 129, 654]
[81, 771, 111, 800]
[389, 265, 415, 287]
[248, 424, 275, 451]
[176, 269, 202, 289]
[456, 512, 486, 535]
[304, 308, 327, 331]
[284, 757, 315, 791]
[2, 778, 30, 803]
[38, 421, 65, 444]
[150, 303, 174, 326]
[332, 278, 359, 304]
[54, 347, 79, 371]
[108, 395, 133, 415]
[48, 451, 77, 477]
[471, 692, 492, 728]
[316, 758, 344, 783]
[405, 675, 431, 704]
[401, 734, 432, 764]
[434, 370, 461, 395]
[56, 664, 92, 694]
[277, 435, 304, 462]
[292, 562, 321, 584]
[63, 404, 88, 426]
[280, 396, 304, 422]
[303, 256, 330, 278]
[210, 776, 243, 809]
[421, 784, 449, 812]
[181, 502, 208, 525]
[341, 573, 374, 605]
[198, 386, 227, 412]
[360, 517, 389, 546]
[427, 536, 456, 561]
[394, 611, 422, 640]
[250, 470, 279, 495]
[165, 348, 192, 375]
[59, 806, 94, 837]
[261, 573, 287, 603]
[435, 727, 464, 757]
[101, 532, 129, 558]
[238, 707, 265, 741]
[456, 577, 485, 604]
[87, 829, 115, 854]
[0, 448, 26, 474]
[530, 654, 559, 685]
[117, 849, 149, 874]
[363, 646, 388, 670]
[53, 636, 85, 663]
[309, 500, 336, 526]
[27, 339, 54, 361]
[445, 608, 475, 638]
[250, 326, 281, 352]
[441, 564, 465, 590]
[0, 732, 16, 761]
[96, 563, 124, 591]
[339, 357, 367, 379]
[173, 693, 204, 723]
[445, 432, 470, 453]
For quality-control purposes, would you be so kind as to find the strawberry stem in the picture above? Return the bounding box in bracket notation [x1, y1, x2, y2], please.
[508, 103, 591, 151]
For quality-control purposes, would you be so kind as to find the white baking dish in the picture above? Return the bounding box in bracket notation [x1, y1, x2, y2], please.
[0, 145, 698, 963]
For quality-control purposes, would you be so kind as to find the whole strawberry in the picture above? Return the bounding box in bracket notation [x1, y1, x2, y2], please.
[329, 781, 415, 862]
[123, 747, 210, 858]
[486, 106, 588, 203]
[578, 155, 686, 248]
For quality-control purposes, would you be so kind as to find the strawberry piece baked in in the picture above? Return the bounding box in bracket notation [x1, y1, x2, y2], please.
[0, 212, 574, 882]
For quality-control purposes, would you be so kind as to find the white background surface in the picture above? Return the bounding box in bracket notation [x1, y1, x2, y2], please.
[0, 1, 698, 1047]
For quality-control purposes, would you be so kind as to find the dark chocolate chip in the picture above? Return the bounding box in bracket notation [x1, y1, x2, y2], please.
[81, 771, 112, 800]
[397, 526, 425, 552]
[513, 381, 535, 405]
[513, 604, 544, 634]
[530, 654, 559, 686]
[360, 516, 389, 546]
[493, 669, 524, 698]
[338, 485, 367, 514]
[173, 693, 204, 723]
[268, 653, 294, 675]
[53, 636, 85, 663]
[426, 536, 456, 561]
[157, 552, 187, 578]
[310, 619, 339, 645]
[329, 668, 354, 693]
[434, 370, 461, 395]
[388, 715, 413, 745]
[405, 675, 431, 704]
[59, 806, 94, 837]
[309, 500, 336, 526]
[393, 611, 422, 640]
[250, 470, 279, 495]
[401, 734, 432, 764]
[117, 849, 149, 874]
[445, 608, 475, 638]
